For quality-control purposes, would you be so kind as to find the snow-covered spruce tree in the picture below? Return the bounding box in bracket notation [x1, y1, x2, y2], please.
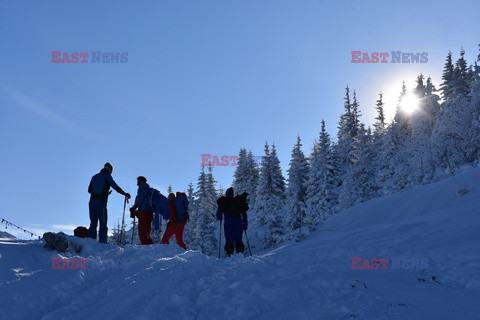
[246, 151, 260, 206]
[192, 166, 218, 255]
[376, 122, 397, 195]
[410, 75, 441, 184]
[130, 218, 138, 244]
[206, 166, 218, 205]
[387, 81, 415, 192]
[217, 186, 225, 198]
[431, 93, 477, 173]
[183, 182, 196, 246]
[336, 86, 355, 172]
[475, 44, 480, 81]
[233, 148, 249, 190]
[373, 92, 386, 135]
[187, 182, 195, 203]
[351, 90, 362, 136]
[305, 120, 339, 229]
[440, 51, 455, 101]
[468, 77, 480, 163]
[371, 92, 394, 194]
[338, 125, 380, 209]
[285, 136, 309, 234]
[110, 219, 121, 245]
[451, 48, 471, 97]
[430, 48, 480, 174]
[335, 87, 362, 180]
[254, 143, 286, 248]
[232, 148, 259, 205]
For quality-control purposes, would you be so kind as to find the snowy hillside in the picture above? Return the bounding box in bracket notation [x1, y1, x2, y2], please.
[0, 231, 16, 240]
[1, 167, 479, 319]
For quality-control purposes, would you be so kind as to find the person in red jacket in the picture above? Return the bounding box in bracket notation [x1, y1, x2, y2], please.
[161, 192, 187, 250]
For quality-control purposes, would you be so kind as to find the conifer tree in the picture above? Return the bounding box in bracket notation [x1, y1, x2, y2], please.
[336, 86, 357, 174]
[339, 125, 379, 209]
[414, 74, 426, 98]
[285, 136, 309, 233]
[192, 167, 218, 255]
[254, 143, 286, 248]
[183, 182, 196, 245]
[440, 51, 454, 100]
[305, 120, 339, 228]
[388, 81, 414, 191]
[452, 48, 470, 96]
[232, 148, 259, 207]
[374, 92, 386, 134]
[410, 75, 441, 183]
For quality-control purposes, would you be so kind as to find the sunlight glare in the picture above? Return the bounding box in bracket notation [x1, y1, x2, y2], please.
[399, 93, 419, 114]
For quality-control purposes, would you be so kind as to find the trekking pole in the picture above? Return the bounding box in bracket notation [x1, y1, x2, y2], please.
[120, 196, 127, 246]
[131, 216, 136, 244]
[244, 230, 252, 256]
[218, 220, 222, 259]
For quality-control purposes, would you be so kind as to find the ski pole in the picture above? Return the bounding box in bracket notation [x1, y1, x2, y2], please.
[120, 196, 127, 246]
[244, 230, 252, 256]
[218, 220, 222, 259]
[131, 216, 136, 244]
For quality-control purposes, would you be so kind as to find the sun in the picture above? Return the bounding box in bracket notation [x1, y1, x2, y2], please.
[399, 93, 420, 115]
[380, 77, 419, 121]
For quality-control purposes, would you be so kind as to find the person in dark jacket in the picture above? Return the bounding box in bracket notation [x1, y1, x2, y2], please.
[88, 162, 130, 243]
[130, 176, 154, 245]
[216, 187, 248, 256]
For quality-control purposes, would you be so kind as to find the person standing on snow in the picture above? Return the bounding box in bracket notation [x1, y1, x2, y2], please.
[88, 162, 131, 243]
[130, 176, 154, 245]
[161, 192, 188, 250]
[216, 187, 248, 256]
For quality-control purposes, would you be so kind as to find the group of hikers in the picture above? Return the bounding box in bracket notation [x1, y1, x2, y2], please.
[87, 162, 249, 256]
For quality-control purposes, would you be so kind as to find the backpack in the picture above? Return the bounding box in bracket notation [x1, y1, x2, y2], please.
[148, 188, 169, 220]
[73, 226, 88, 238]
[217, 192, 249, 218]
[234, 192, 249, 213]
[174, 192, 189, 223]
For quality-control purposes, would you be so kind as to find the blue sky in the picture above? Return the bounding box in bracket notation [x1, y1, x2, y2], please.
[1, 0, 478, 238]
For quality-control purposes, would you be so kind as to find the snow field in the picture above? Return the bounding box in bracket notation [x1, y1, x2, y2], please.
[1, 167, 480, 319]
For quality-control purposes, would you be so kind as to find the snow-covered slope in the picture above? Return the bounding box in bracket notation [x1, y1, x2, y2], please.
[0, 231, 16, 240]
[1, 168, 479, 319]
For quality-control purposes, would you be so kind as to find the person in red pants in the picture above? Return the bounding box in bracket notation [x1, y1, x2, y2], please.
[161, 192, 188, 250]
[130, 176, 154, 245]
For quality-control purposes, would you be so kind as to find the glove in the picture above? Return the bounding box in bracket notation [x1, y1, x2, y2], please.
[125, 193, 131, 200]
[129, 207, 137, 218]
[243, 226, 248, 231]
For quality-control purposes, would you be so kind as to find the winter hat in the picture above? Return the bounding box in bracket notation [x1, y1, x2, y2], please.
[226, 187, 234, 197]
[104, 162, 113, 174]
[137, 176, 147, 183]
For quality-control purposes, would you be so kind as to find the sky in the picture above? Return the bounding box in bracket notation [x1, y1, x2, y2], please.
[1, 0, 479, 239]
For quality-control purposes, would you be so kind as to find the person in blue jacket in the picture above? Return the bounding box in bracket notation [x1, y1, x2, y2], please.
[216, 187, 248, 256]
[130, 176, 154, 245]
[88, 162, 130, 243]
